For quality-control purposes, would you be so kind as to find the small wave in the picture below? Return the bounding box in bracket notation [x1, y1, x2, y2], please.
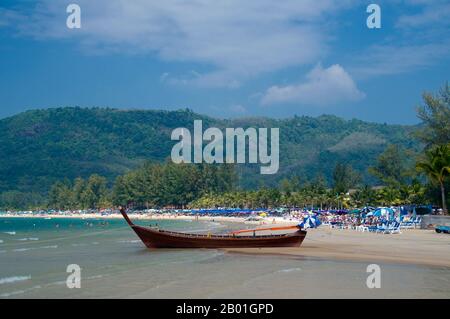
[0, 285, 41, 298]
[117, 240, 141, 243]
[40, 245, 58, 249]
[13, 248, 31, 252]
[0, 239, 3, 243]
[17, 238, 39, 241]
[276, 267, 302, 273]
[0, 289, 26, 297]
[4, 231, 16, 235]
[174, 250, 226, 265]
[0, 275, 31, 285]
[0, 250, 6, 253]
[12, 245, 58, 252]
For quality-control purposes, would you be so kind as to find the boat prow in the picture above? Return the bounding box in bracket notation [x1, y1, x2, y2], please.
[119, 208, 307, 249]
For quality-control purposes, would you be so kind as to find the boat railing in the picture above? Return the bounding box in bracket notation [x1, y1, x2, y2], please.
[157, 229, 289, 239]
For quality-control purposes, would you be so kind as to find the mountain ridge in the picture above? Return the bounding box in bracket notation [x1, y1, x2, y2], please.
[0, 107, 420, 198]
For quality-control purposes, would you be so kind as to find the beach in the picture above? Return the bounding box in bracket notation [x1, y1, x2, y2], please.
[225, 227, 450, 268]
[2, 213, 449, 268]
[1, 216, 449, 298]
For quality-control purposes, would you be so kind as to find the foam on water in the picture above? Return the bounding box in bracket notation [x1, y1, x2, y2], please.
[40, 245, 58, 249]
[12, 248, 31, 252]
[0, 285, 41, 298]
[276, 267, 302, 273]
[17, 237, 39, 241]
[0, 275, 31, 285]
[117, 240, 141, 244]
[12, 245, 58, 252]
[4, 231, 16, 235]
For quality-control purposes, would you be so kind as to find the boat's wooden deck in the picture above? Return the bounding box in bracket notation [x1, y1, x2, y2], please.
[156, 228, 290, 239]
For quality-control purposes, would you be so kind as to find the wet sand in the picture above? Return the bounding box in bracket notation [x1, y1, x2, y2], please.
[225, 228, 450, 268]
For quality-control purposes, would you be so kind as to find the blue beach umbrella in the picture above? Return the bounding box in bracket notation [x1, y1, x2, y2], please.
[299, 215, 322, 229]
[367, 207, 394, 219]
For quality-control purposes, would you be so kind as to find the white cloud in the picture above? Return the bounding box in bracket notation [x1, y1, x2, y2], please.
[261, 64, 364, 106]
[0, 0, 354, 87]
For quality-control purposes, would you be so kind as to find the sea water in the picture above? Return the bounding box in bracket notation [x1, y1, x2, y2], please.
[0, 217, 449, 298]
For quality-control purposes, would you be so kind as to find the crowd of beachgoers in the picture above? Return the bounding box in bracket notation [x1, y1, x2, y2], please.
[0, 206, 438, 233]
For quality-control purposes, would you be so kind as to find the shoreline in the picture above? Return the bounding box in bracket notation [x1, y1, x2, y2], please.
[0, 213, 297, 226]
[2, 214, 448, 268]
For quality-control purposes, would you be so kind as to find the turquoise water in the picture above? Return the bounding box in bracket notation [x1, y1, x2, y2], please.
[1, 217, 449, 298]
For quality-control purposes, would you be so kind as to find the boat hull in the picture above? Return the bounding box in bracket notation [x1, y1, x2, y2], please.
[131, 225, 307, 248]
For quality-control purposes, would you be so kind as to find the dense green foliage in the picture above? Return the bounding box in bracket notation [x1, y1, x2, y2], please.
[416, 82, 450, 148]
[1, 83, 449, 211]
[111, 162, 237, 208]
[416, 144, 450, 213]
[190, 178, 431, 209]
[47, 175, 109, 210]
[44, 162, 237, 210]
[0, 107, 419, 209]
[368, 144, 415, 187]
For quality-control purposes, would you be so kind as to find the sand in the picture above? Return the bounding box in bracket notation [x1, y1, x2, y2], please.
[224, 227, 450, 268]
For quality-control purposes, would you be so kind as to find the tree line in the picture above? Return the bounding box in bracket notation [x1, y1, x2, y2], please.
[4, 84, 449, 212]
[46, 162, 237, 210]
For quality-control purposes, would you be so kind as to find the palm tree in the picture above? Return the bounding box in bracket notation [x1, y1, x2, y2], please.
[416, 144, 450, 213]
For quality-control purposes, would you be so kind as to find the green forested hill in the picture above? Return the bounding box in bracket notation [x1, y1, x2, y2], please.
[0, 107, 420, 200]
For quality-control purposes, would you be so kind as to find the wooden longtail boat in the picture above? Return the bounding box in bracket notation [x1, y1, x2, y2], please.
[119, 208, 307, 248]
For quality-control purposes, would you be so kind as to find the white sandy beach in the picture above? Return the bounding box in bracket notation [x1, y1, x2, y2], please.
[225, 227, 450, 268]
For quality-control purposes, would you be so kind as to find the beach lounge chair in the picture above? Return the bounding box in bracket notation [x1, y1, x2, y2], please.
[400, 220, 414, 229]
[385, 221, 401, 234]
[367, 225, 378, 232]
[376, 221, 401, 234]
[375, 222, 388, 233]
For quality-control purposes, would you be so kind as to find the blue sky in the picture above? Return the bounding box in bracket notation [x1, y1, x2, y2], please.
[0, 0, 448, 124]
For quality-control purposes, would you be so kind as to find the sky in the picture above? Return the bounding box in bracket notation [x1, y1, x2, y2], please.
[0, 0, 449, 124]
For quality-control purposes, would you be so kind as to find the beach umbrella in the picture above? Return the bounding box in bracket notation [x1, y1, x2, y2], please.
[299, 215, 322, 229]
[369, 207, 394, 219]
